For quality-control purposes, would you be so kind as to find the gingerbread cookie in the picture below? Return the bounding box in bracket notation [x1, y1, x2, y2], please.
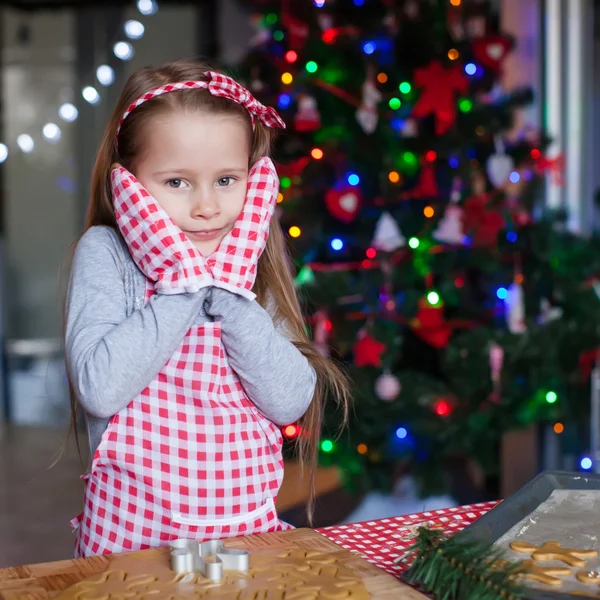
[515, 560, 572, 587]
[510, 541, 598, 568]
[577, 570, 600, 585]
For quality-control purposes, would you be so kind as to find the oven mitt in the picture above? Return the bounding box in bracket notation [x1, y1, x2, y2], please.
[111, 165, 214, 295]
[111, 156, 279, 298]
[206, 157, 279, 300]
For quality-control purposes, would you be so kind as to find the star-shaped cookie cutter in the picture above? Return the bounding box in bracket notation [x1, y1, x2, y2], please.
[169, 538, 250, 582]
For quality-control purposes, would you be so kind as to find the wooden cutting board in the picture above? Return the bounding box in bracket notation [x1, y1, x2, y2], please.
[0, 528, 426, 599]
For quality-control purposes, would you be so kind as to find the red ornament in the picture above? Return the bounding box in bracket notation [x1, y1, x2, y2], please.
[401, 162, 438, 200]
[325, 186, 362, 223]
[472, 35, 512, 72]
[412, 61, 469, 135]
[275, 157, 309, 180]
[410, 300, 452, 349]
[353, 334, 386, 368]
[461, 194, 506, 247]
[579, 348, 600, 381]
[281, 13, 309, 49]
[534, 152, 565, 186]
[294, 95, 321, 132]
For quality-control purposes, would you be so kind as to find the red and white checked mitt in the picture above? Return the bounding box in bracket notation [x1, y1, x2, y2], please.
[206, 157, 279, 299]
[111, 157, 279, 298]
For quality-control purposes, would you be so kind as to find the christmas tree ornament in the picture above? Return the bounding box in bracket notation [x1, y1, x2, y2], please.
[282, 12, 309, 49]
[433, 205, 464, 245]
[249, 67, 264, 93]
[383, 9, 398, 34]
[325, 186, 362, 223]
[375, 371, 401, 402]
[466, 15, 487, 38]
[313, 309, 331, 357]
[294, 94, 321, 132]
[472, 35, 512, 72]
[506, 280, 526, 334]
[538, 298, 563, 325]
[446, 6, 464, 40]
[353, 331, 386, 368]
[317, 13, 334, 32]
[487, 136, 515, 188]
[400, 118, 418, 138]
[404, 0, 419, 19]
[461, 193, 505, 247]
[249, 13, 271, 47]
[276, 157, 310, 181]
[410, 300, 452, 349]
[355, 74, 382, 134]
[534, 152, 565, 186]
[401, 161, 438, 200]
[412, 61, 468, 135]
[489, 343, 504, 403]
[372, 211, 405, 252]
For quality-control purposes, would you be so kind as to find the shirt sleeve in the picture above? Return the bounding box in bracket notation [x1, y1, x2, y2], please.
[204, 287, 316, 426]
[65, 227, 210, 419]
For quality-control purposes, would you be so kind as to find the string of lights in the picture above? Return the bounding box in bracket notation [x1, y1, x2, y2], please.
[3, 0, 159, 162]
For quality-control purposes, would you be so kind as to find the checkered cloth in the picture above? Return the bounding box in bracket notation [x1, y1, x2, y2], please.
[117, 71, 285, 136]
[111, 157, 279, 300]
[73, 319, 290, 557]
[317, 501, 499, 578]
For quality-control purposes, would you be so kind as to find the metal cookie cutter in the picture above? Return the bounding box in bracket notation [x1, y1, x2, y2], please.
[169, 538, 250, 582]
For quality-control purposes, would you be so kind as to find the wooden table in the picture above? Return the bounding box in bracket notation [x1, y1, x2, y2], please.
[0, 528, 426, 599]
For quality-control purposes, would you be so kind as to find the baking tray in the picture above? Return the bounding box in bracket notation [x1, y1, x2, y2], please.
[456, 470, 600, 600]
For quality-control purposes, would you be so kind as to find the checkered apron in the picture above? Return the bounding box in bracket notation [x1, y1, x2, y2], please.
[72, 158, 291, 557]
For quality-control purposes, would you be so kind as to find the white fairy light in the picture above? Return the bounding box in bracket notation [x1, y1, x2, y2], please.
[59, 103, 78, 122]
[17, 134, 34, 153]
[96, 65, 115, 86]
[137, 0, 158, 16]
[113, 41, 134, 61]
[124, 20, 145, 40]
[42, 122, 61, 142]
[82, 86, 100, 104]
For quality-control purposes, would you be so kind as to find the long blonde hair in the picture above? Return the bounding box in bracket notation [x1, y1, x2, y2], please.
[69, 59, 351, 524]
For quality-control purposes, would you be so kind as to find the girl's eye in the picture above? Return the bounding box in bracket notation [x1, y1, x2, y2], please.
[166, 179, 186, 189]
[216, 176, 235, 187]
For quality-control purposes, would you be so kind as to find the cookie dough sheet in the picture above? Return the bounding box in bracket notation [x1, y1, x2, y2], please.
[495, 489, 600, 595]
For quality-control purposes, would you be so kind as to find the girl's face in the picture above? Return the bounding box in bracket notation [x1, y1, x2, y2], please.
[133, 110, 250, 256]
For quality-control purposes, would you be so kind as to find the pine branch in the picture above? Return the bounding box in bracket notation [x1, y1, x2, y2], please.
[402, 528, 527, 600]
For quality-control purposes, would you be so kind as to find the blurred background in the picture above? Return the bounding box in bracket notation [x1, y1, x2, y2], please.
[1, 0, 600, 569]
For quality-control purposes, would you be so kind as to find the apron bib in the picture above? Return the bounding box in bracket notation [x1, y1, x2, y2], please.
[73, 307, 288, 557]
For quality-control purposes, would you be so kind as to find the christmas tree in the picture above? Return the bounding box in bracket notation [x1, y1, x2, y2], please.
[234, 0, 600, 497]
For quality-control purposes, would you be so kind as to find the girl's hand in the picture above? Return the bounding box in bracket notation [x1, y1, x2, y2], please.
[206, 157, 279, 299]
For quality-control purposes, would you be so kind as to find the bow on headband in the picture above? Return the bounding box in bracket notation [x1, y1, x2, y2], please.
[117, 71, 285, 136]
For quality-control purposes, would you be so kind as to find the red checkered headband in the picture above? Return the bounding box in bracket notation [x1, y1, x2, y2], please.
[116, 70, 285, 137]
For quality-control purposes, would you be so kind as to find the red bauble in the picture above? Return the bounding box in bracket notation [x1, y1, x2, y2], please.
[325, 186, 362, 223]
[353, 334, 386, 368]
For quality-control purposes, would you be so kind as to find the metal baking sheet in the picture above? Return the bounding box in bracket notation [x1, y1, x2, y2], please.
[456, 471, 600, 600]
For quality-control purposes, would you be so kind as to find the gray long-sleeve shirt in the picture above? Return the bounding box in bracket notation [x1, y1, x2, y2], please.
[65, 226, 316, 462]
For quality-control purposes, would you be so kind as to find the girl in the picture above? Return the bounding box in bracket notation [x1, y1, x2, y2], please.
[65, 59, 349, 558]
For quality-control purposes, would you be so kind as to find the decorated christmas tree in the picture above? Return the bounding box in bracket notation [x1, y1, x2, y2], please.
[234, 0, 600, 497]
